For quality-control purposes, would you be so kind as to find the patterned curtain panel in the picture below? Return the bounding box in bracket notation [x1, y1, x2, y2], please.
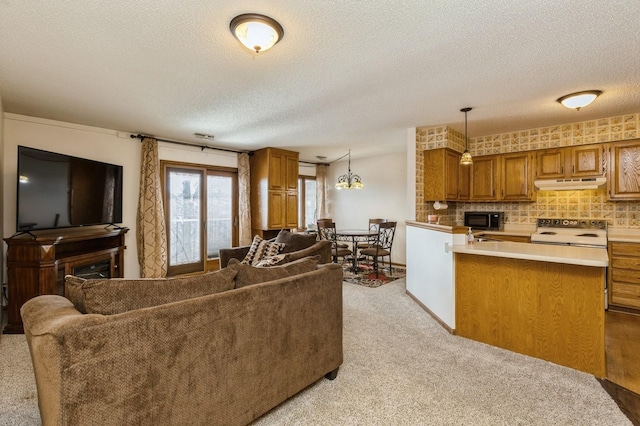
[136, 137, 168, 278]
[316, 164, 328, 219]
[238, 153, 252, 246]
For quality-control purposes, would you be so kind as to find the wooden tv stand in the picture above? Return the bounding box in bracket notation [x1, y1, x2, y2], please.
[3, 226, 128, 334]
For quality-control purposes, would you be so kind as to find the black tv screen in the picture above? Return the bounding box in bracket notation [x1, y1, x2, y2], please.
[17, 146, 123, 232]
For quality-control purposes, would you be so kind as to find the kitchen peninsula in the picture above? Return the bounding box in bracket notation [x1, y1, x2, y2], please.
[406, 221, 609, 377]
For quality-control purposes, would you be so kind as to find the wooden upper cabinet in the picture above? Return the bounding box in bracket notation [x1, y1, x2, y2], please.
[424, 148, 455, 201]
[286, 155, 299, 191]
[570, 144, 604, 177]
[535, 144, 604, 179]
[535, 149, 565, 179]
[458, 161, 471, 200]
[609, 139, 640, 200]
[501, 152, 534, 201]
[444, 149, 462, 200]
[470, 155, 499, 201]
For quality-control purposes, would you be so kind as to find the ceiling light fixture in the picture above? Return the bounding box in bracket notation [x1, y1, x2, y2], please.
[459, 107, 473, 165]
[230, 13, 284, 53]
[335, 150, 364, 190]
[556, 90, 602, 111]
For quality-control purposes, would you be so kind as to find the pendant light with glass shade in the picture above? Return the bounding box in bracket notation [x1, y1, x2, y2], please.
[459, 107, 473, 165]
[335, 150, 364, 190]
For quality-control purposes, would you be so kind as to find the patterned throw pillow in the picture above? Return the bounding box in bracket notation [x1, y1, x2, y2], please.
[242, 235, 285, 266]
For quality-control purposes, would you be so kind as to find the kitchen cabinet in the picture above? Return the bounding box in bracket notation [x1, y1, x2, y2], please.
[423, 148, 469, 201]
[535, 144, 605, 179]
[250, 147, 299, 238]
[470, 155, 499, 201]
[501, 152, 534, 201]
[608, 241, 640, 311]
[608, 139, 640, 200]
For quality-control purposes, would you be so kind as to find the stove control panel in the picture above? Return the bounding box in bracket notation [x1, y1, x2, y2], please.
[536, 218, 607, 230]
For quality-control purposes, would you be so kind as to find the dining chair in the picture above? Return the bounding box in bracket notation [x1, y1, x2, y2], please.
[360, 221, 397, 277]
[317, 218, 348, 247]
[317, 221, 352, 264]
[356, 218, 387, 250]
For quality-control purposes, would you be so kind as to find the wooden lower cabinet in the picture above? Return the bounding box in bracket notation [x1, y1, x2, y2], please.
[455, 253, 605, 377]
[608, 242, 640, 310]
[3, 226, 128, 333]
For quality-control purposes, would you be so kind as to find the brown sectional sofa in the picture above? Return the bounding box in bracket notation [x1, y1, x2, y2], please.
[219, 230, 332, 268]
[21, 258, 344, 426]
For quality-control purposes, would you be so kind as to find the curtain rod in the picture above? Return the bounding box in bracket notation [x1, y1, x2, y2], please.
[131, 133, 331, 165]
[130, 134, 247, 154]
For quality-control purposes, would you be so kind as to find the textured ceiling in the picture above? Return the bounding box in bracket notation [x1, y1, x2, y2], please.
[1, 1, 639, 163]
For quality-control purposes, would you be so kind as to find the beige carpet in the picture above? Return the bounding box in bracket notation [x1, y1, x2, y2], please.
[0, 279, 632, 425]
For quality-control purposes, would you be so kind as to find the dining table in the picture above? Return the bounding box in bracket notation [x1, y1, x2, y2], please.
[335, 229, 379, 273]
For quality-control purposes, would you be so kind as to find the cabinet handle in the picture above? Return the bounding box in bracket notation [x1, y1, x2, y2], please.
[561, 166, 564, 174]
[572, 165, 575, 174]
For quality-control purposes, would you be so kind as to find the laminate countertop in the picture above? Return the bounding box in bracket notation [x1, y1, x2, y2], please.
[451, 241, 608, 267]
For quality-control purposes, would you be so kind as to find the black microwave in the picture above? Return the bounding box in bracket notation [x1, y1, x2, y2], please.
[464, 212, 504, 230]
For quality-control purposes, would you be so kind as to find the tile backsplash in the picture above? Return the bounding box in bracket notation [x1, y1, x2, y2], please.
[416, 113, 640, 229]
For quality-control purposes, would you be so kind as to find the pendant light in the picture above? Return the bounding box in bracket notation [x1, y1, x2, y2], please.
[230, 14, 284, 53]
[460, 107, 473, 165]
[335, 150, 364, 190]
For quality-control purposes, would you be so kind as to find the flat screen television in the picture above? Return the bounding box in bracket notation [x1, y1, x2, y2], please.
[17, 146, 123, 232]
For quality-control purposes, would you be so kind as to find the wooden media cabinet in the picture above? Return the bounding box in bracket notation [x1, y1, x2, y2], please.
[3, 226, 128, 334]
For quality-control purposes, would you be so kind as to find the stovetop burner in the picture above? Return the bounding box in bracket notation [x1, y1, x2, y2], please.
[532, 218, 608, 248]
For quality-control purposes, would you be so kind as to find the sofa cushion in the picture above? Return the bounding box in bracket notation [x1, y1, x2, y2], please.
[274, 230, 318, 253]
[228, 255, 320, 288]
[242, 235, 285, 266]
[65, 267, 238, 315]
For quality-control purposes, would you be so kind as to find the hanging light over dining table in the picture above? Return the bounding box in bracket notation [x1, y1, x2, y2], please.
[335, 150, 364, 190]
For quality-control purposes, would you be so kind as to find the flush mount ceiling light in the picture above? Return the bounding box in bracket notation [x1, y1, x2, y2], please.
[230, 13, 284, 53]
[556, 90, 602, 111]
[335, 150, 364, 190]
[459, 107, 473, 165]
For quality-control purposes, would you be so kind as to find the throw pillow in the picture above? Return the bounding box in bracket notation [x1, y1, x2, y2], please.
[228, 255, 320, 288]
[64, 267, 238, 315]
[242, 235, 285, 266]
[274, 229, 318, 253]
[254, 253, 288, 267]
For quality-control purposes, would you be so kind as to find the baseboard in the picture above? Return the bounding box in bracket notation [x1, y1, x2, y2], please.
[405, 290, 455, 335]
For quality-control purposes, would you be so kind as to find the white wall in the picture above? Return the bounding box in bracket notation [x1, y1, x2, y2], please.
[3, 114, 239, 278]
[327, 150, 408, 265]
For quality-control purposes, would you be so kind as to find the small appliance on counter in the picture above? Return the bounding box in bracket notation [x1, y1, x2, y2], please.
[464, 211, 504, 230]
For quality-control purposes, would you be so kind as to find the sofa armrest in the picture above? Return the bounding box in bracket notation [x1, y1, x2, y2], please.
[284, 240, 332, 264]
[219, 245, 251, 269]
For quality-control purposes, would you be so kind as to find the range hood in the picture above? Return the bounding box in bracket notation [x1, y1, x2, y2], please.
[534, 177, 607, 191]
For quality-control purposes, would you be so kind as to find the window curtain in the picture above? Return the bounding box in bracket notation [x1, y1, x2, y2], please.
[136, 137, 168, 278]
[316, 164, 329, 220]
[238, 153, 252, 246]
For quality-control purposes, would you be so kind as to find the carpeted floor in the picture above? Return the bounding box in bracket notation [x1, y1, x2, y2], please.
[0, 279, 632, 425]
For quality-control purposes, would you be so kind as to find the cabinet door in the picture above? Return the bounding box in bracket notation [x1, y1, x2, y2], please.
[609, 139, 640, 200]
[502, 152, 533, 200]
[444, 150, 461, 200]
[285, 154, 299, 191]
[268, 191, 286, 229]
[423, 149, 446, 201]
[268, 151, 286, 191]
[470, 155, 499, 201]
[535, 149, 565, 179]
[458, 162, 471, 200]
[570, 144, 604, 177]
[285, 191, 298, 228]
